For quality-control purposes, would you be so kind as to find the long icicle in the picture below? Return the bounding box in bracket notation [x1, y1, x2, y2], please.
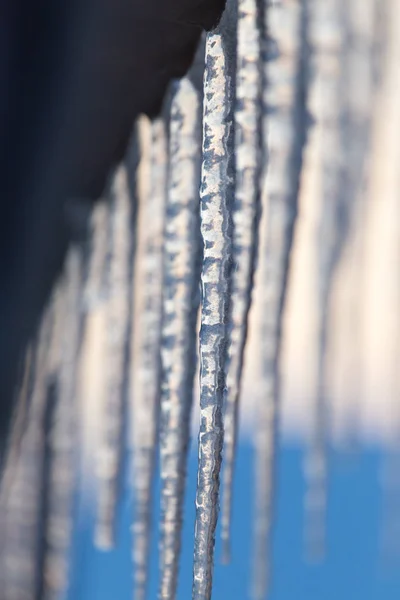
[0, 344, 33, 594]
[34, 272, 69, 600]
[1, 302, 55, 600]
[0, 344, 33, 514]
[95, 166, 132, 549]
[131, 117, 167, 600]
[221, 0, 261, 563]
[192, 6, 235, 599]
[158, 77, 202, 600]
[304, 0, 343, 561]
[41, 248, 83, 600]
[252, 0, 308, 597]
[334, 0, 376, 451]
[78, 199, 111, 504]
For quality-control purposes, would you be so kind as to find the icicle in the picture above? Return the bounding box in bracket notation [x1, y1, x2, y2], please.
[41, 248, 83, 600]
[304, 0, 343, 561]
[0, 345, 33, 510]
[131, 117, 167, 600]
[158, 78, 202, 600]
[221, 0, 261, 563]
[192, 7, 235, 599]
[84, 201, 110, 314]
[95, 166, 132, 549]
[331, 0, 377, 452]
[0, 345, 32, 597]
[372, 0, 400, 565]
[303, 0, 380, 559]
[74, 199, 111, 512]
[343, 0, 376, 200]
[251, 1, 308, 597]
[1, 301, 55, 600]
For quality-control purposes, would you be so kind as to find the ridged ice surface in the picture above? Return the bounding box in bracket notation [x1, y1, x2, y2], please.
[192, 7, 235, 599]
[0, 2, 395, 600]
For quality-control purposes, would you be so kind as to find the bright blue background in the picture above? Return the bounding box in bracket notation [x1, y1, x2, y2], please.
[68, 443, 400, 600]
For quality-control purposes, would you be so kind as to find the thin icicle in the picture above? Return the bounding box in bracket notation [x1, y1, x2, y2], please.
[330, 0, 377, 452]
[95, 166, 132, 549]
[41, 248, 83, 600]
[304, 0, 343, 561]
[131, 117, 167, 600]
[221, 0, 261, 563]
[158, 78, 202, 600]
[1, 303, 54, 600]
[77, 199, 114, 508]
[252, 0, 308, 596]
[84, 201, 110, 313]
[304, 0, 378, 559]
[192, 8, 235, 599]
[0, 345, 33, 512]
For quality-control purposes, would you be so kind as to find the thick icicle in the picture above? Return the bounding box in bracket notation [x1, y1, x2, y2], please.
[158, 77, 202, 600]
[95, 166, 132, 549]
[221, 0, 261, 563]
[131, 117, 167, 600]
[304, 0, 343, 561]
[252, 1, 308, 597]
[41, 248, 83, 600]
[192, 8, 235, 599]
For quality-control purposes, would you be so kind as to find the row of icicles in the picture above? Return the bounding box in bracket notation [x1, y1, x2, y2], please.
[0, 0, 397, 599]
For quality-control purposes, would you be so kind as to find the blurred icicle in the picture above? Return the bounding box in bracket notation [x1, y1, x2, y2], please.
[131, 117, 167, 600]
[373, 0, 400, 565]
[342, 0, 376, 203]
[41, 248, 83, 600]
[158, 78, 202, 600]
[1, 304, 54, 600]
[331, 0, 376, 451]
[95, 166, 132, 549]
[252, 1, 308, 597]
[304, 0, 378, 560]
[221, 0, 261, 563]
[192, 7, 235, 599]
[77, 200, 111, 498]
[304, 0, 343, 561]
[84, 201, 110, 313]
[0, 345, 33, 514]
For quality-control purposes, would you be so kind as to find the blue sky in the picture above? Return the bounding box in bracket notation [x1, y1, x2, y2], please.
[69, 443, 400, 600]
